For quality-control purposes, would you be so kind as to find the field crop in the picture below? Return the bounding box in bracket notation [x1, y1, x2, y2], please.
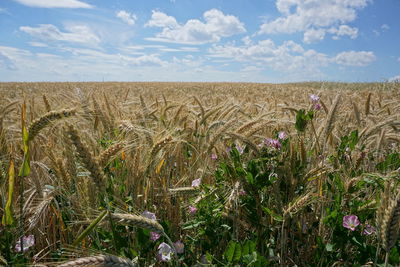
[0, 81, 400, 266]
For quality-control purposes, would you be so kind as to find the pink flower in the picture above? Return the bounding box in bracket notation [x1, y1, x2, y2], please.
[264, 138, 281, 149]
[343, 215, 360, 231]
[150, 231, 161, 241]
[313, 103, 322, 111]
[188, 205, 197, 214]
[278, 131, 288, 140]
[142, 211, 156, 220]
[235, 144, 244, 154]
[239, 190, 247, 196]
[310, 94, 320, 103]
[15, 235, 35, 252]
[211, 153, 218, 160]
[191, 178, 201, 187]
[362, 224, 376, 235]
[173, 240, 185, 254]
[157, 242, 173, 262]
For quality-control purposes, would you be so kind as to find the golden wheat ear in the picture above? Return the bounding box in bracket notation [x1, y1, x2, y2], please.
[57, 255, 136, 267]
[110, 213, 165, 234]
[380, 193, 400, 253]
[66, 124, 105, 191]
[28, 108, 76, 141]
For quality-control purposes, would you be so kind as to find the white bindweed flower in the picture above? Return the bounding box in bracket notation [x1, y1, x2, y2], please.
[15, 235, 35, 252]
[158, 242, 173, 262]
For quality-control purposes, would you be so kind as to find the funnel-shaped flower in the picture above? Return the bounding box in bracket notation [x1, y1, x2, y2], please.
[158, 242, 173, 262]
[15, 235, 35, 252]
[343, 215, 360, 231]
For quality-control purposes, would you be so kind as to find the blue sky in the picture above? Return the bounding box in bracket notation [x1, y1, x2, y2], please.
[0, 0, 399, 82]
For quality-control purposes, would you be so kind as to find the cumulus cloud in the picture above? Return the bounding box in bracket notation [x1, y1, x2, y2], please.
[329, 25, 358, 40]
[20, 24, 101, 45]
[209, 38, 376, 78]
[303, 28, 325, 43]
[259, 0, 369, 43]
[145, 10, 179, 28]
[145, 9, 246, 44]
[388, 75, 400, 82]
[334, 51, 376, 66]
[13, 0, 92, 8]
[116, 10, 137, 25]
[209, 39, 328, 77]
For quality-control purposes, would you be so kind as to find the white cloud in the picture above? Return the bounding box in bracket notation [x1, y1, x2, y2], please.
[209, 39, 328, 78]
[145, 10, 179, 28]
[303, 28, 325, 43]
[20, 24, 101, 46]
[116, 10, 137, 26]
[335, 51, 376, 66]
[209, 38, 376, 79]
[13, 0, 92, 8]
[259, 0, 369, 43]
[145, 9, 246, 44]
[381, 24, 390, 31]
[0, 52, 17, 70]
[388, 75, 400, 82]
[329, 25, 358, 39]
[374, 24, 390, 36]
[28, 41, 48, 47]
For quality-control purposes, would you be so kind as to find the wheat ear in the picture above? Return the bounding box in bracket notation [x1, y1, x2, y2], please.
[111, 212, 177, 255]
[380, 192, 400, 252]
[110, 213, 164, 233]
[58, 255, 136, 267]
[365, 92, 372, 116]
[352, 101, 361, 125]
[321, 94, 341, 149]
[28, 108, 76, 141]
[98, 142, 126, 167]
[66, 125, 105, 191]
[42, 94, 51, 112]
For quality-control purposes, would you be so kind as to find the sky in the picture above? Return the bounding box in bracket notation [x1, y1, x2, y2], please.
[0, 0, 399, 83]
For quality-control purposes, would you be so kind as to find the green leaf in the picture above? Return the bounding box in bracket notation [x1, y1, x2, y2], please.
[348, 130, 359, 149]
[73, 210, 107, 246]
[242, 240, 256, 256]
[252, 254, 268, 267]
[262, 207, 284, 222]
[2, 160, 15, 226]
[246, 172, 254, 184]
[295, 109, 308, 132]
[19, 104, 30, 177]
[224, 240, 242, 262]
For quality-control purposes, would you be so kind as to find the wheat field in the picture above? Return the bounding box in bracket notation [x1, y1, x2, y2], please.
[0, 82, 400, 266]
